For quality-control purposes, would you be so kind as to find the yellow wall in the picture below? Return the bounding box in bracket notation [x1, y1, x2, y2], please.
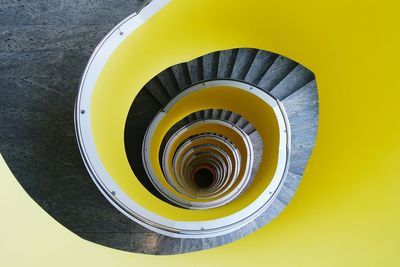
[1, 0, 400, 266]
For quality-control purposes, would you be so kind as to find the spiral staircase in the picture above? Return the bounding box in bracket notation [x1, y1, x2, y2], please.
[120, 49, 318, 253]
[2, 0, 399, 265]
[74, 0, 319, 254]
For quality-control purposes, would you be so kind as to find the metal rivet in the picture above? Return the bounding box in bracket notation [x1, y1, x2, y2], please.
[80, 110, 85, 114]
[111, 191, 116, 196]
[119, 31, 124, 36]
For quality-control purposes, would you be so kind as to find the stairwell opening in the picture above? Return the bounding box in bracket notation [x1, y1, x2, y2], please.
[76, 36, 318, 254]
[193, 168, 215, 188]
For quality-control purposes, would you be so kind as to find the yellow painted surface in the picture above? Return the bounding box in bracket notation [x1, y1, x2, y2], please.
[1, 0, 400, 266]
[144, 86, 279, 214]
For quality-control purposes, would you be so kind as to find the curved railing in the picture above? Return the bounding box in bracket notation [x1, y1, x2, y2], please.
[74, 0, 312, 242]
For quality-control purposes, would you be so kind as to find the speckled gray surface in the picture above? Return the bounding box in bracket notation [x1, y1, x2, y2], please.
[0, 0, 166, 254]
[0, 2, 319, 256]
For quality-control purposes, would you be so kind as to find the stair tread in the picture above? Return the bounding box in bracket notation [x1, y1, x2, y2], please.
[217, 49, 238, 78]
[228, 112, 240, 124]
[283, 80, 318, 132]
[145, 79, 170, 106]
[155, 236, 181, 255]
[180, 238, 204, 254]
[203, 52, 219, 80]
[171, 63, 191, 91]
[187, 57, 204, 83]
[244, 50, 277, 84]
[257, 55, 298, 92]
[270, 65, 315, 100]
[231, 48, 258, 80]
[235, 116, 249, 129]
[157, 68, 180, 98]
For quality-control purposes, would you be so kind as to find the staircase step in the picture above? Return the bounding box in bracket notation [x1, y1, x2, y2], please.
[276, 184, 296, 205]
[228, 112, 240, 124]
[223, 110, 232, 120]
[171, 63, 191, 91]
[244, 50, 277, 84]
[195, 111, 202, 120]
[243, 123, 256, 135]
[145, 79, 170, 106]
[155, 236, 181, 255]
[187, 57, 204, 83]
[248, 131, 263, 188]
[125, 89, 161, 130]
[254, 198, 286, 228]
[257, 55, 298, 92]
[235, 116, 249, 129]
[282, 80, 318, 131]
[282, 80, 318, 175]
[187, 113, 197, 122]
[237, 221, 258, 237]
[204, 109, 212, 119]
[125, 89, 163, 197]
[180, 238, 204, 253]
[203, 51, 219, 80]
[211, 109, 222, 119]
[270, 65, 315, 100]
[203, 235, 230, 250]
[231, 48, 258, 80]
[218, 110, 226, 120]
[283, 171, 302, 192]
[157, 68, 180, 98]
[217, 49, 238, 78]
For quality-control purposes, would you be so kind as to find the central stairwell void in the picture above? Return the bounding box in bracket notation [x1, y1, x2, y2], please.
[75, 0, 318, 254]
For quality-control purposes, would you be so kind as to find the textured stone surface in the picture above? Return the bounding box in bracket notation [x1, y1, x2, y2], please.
[258, 55, 298, 91]
[270, 65, 315, 100]
[155, 236, 181, 255]
[254, 78, 318, 231]
[0, 0, 143, 26]
[217, 49, 237, 78]
[203, 235, 230, 250]
[171, 63, 191, 90]
[180, 239, 204, 254]
[203, 51, 219, 80]
[244, 50, 277, 84]
[0, 0, 160, 254]
[0, 25, 114, 53]
[130, 233, 160, 254]
[0, 135, 57, 201]
[231, 48, 258, 80]
[187, 57, 204, 83]
[1, 1, 319, 253]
